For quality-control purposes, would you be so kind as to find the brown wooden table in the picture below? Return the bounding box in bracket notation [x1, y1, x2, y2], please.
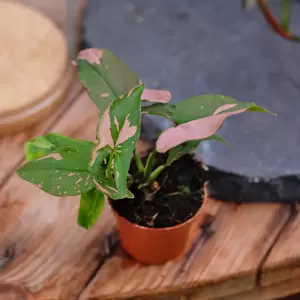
[0, 80, 299, 300]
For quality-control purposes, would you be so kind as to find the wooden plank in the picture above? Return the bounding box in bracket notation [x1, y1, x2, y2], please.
[0, 78, 83, 186]
[0, 91, 150, 300]
[79, 201, 291, 300]
[260, 209, 300, 288]
[215, 276, 300, 300]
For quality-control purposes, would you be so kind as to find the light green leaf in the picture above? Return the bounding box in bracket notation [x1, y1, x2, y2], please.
[76, 48, 140, 117]
[172, 95, 274, 124]
[25, 133, 95, 161]
[78, 188, 106, 229]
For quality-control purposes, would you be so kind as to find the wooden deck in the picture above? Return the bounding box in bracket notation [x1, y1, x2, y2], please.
[0, 83, 299, 300]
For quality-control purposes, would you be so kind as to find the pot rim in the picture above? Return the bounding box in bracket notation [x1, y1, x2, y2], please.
[109, 198, 203, 232]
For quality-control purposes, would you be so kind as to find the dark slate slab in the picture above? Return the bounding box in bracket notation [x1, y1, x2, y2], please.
[83, 0, 300, 178]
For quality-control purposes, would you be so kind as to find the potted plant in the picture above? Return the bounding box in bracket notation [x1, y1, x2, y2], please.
[17, 48, 273, 265]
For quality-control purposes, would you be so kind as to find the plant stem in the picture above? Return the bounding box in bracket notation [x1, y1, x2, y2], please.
[148, 165, 166, 184]
[281, 0, 290, 32]
[134, 150, 145, 173]
[144, 149, 156, 178]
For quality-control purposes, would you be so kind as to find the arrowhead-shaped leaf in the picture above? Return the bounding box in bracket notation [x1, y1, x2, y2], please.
[156, 102, 274, 153]
[76, 48, 140, 117]
[78, 188, 106, 229]
[91, 84, 144, 197]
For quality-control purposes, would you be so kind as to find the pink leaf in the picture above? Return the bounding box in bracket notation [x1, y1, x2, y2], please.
[156, 105, 247, 153]
[142, 88, 171, 103]
[77, 49, 103, 65]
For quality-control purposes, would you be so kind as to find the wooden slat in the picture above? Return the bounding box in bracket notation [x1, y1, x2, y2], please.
[0, 78, 83, 186]
[79, 201, 290, 300]
[215, 276, 300, 300]
[260, 210, 300, 289]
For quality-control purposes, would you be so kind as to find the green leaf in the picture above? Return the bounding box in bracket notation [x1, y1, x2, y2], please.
[172, 95, 274, 124]
[142, 103, 176, 120]
[78, 188, 106, 229]
[76, 48, 140, 118]
[17, 144, 95, 196]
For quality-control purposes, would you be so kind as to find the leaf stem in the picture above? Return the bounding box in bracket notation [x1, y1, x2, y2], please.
[148, 165, 166, 184]
[134, 150, 145, 173]
[144, 149, 156, 178]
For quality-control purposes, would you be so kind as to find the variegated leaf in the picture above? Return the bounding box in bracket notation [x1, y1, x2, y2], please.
[17, 146, 95, 196]
[92, 84, 144, 197]
[172, 95, 273, 125]
[157, 103, 273, 153]
[76, 48, 140, 117]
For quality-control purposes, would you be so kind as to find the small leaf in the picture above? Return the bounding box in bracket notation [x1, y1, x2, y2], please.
[25, 136, 56, 161]
[89, 145, 112, 174]
[93, 169, 134, 200]
[167, 140, 199, 166]
[156, 103, 273, 153]
[76, 48, 140, 118]
[78, 188, 106, 229]
[25, 133, 95, 161]
[166, 134, 229, 166]
[142, 103, 175, 120]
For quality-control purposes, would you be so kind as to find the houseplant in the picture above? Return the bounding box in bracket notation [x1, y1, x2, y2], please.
[17, 48, 272, 265]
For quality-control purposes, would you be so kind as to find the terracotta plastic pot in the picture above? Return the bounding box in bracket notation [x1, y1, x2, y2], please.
[111, 201, 205, 265]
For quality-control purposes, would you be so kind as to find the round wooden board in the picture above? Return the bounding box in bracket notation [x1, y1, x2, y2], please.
[0, 0, 68, 117]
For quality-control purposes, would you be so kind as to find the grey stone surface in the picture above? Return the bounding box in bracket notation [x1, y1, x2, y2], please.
[84, 0, 300, 178]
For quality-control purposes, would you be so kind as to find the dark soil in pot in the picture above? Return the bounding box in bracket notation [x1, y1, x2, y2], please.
[110, 153, 204, 228]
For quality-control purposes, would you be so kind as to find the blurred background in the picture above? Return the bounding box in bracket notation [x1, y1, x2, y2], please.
[84, 0, 300, 179]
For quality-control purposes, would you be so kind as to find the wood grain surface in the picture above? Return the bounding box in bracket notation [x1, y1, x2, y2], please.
[79, 201, 291, 300]
[260, 208, 300, 292]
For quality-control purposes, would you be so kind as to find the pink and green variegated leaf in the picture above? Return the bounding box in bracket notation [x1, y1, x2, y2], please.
[91, 84, 144, 197]
[76, 48, 140, 117]
[172, 95, 273, 125]
[156, 103, 273, 153]
[109, 85, 144, 196]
